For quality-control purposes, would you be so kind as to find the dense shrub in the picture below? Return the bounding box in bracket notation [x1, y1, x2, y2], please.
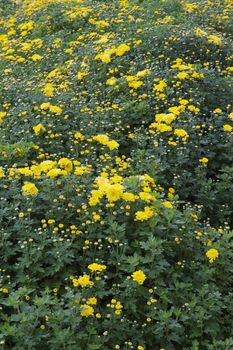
[0, 0, 232, 349]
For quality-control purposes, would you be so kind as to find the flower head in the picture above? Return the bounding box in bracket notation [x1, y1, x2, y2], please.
[132, 270, 146, 285]
[206, 248, 219, 263]
[88, 263, 107, 272]
[80, 304, 94, 317]
[199, 157, 209, 164]
[22, 182, 38, 196]
[33, 123, 46, 135]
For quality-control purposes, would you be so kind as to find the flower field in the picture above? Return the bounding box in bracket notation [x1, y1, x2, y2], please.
[0, 0, 233, 349]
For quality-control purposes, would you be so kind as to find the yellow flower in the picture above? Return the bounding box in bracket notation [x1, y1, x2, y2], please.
[107, 140, 119, 150]
[106, 77, 117, 86]
[195, 28, 207, 37]
[115, 43, 130, 56]
[93, 214, 100, 221]
[183, 3, 198, 13]
[137, 69, 151, 78]
[115, 302, 123, 310]
[47, 168, 62, 177]
[132, 270, 146, 285]
[0, 166, 5, 178]
[122, 192, 136, 201]
[31, 54, 43, 61]
[174, 129, 188, 138]
[179, 99, 189, 105]
[115, 310, 122, 315]
[65, 48, 73, 54]
[49, 105, 62, 115]
[33, 123, 46, 135]
[214, 108, 222, 114]
[88, 263, 107, 272]
[74, 166, 85, 175]
[139, 192, 155, 202]
[87, 297, 97, 305]
[80, 304, 94, 317]
[150, 123, 172, 133]
[128, 79, 143, 89]
[153, 79, 167, 92]
[40, 102, 50, 110]
[74, 132, 85, 140]
[0, 111, 7, 124]
[0, 288, 9, 294]
[188, 105, 200, 113]
[93, 19, 109, 29]
[30, 165, 42, 178]
[223, 124, 232, 132]
[105, 183, 123, 202]
[95, 50, 113, 63]
[58, 158, 73, 173]
[93, 134, 109, 145]
[155, 113, 176, 124]
[228, 112, 233, 120]
[207, 35, 222, 46]
[199, 157, 209, 164]
[176, 72, 189, 80]
[168, 106, 183, 115]
[77, 71, 88, 80]
[22, 182, 39, 196]
[163, 201, 173, 209]
[89, 190, 102, 206]
[73, 274, 94, 288]
[206, 248, 219, 263]
[135, 206, 154, 221]
[39, 160, 57, 172]
[43, 83, 54, 97]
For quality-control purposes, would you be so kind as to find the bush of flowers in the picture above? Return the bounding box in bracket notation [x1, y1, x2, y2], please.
[0, 0, 232, 349]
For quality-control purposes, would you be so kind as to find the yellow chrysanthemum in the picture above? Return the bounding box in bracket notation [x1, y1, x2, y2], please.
[132, 270, 146, 285]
